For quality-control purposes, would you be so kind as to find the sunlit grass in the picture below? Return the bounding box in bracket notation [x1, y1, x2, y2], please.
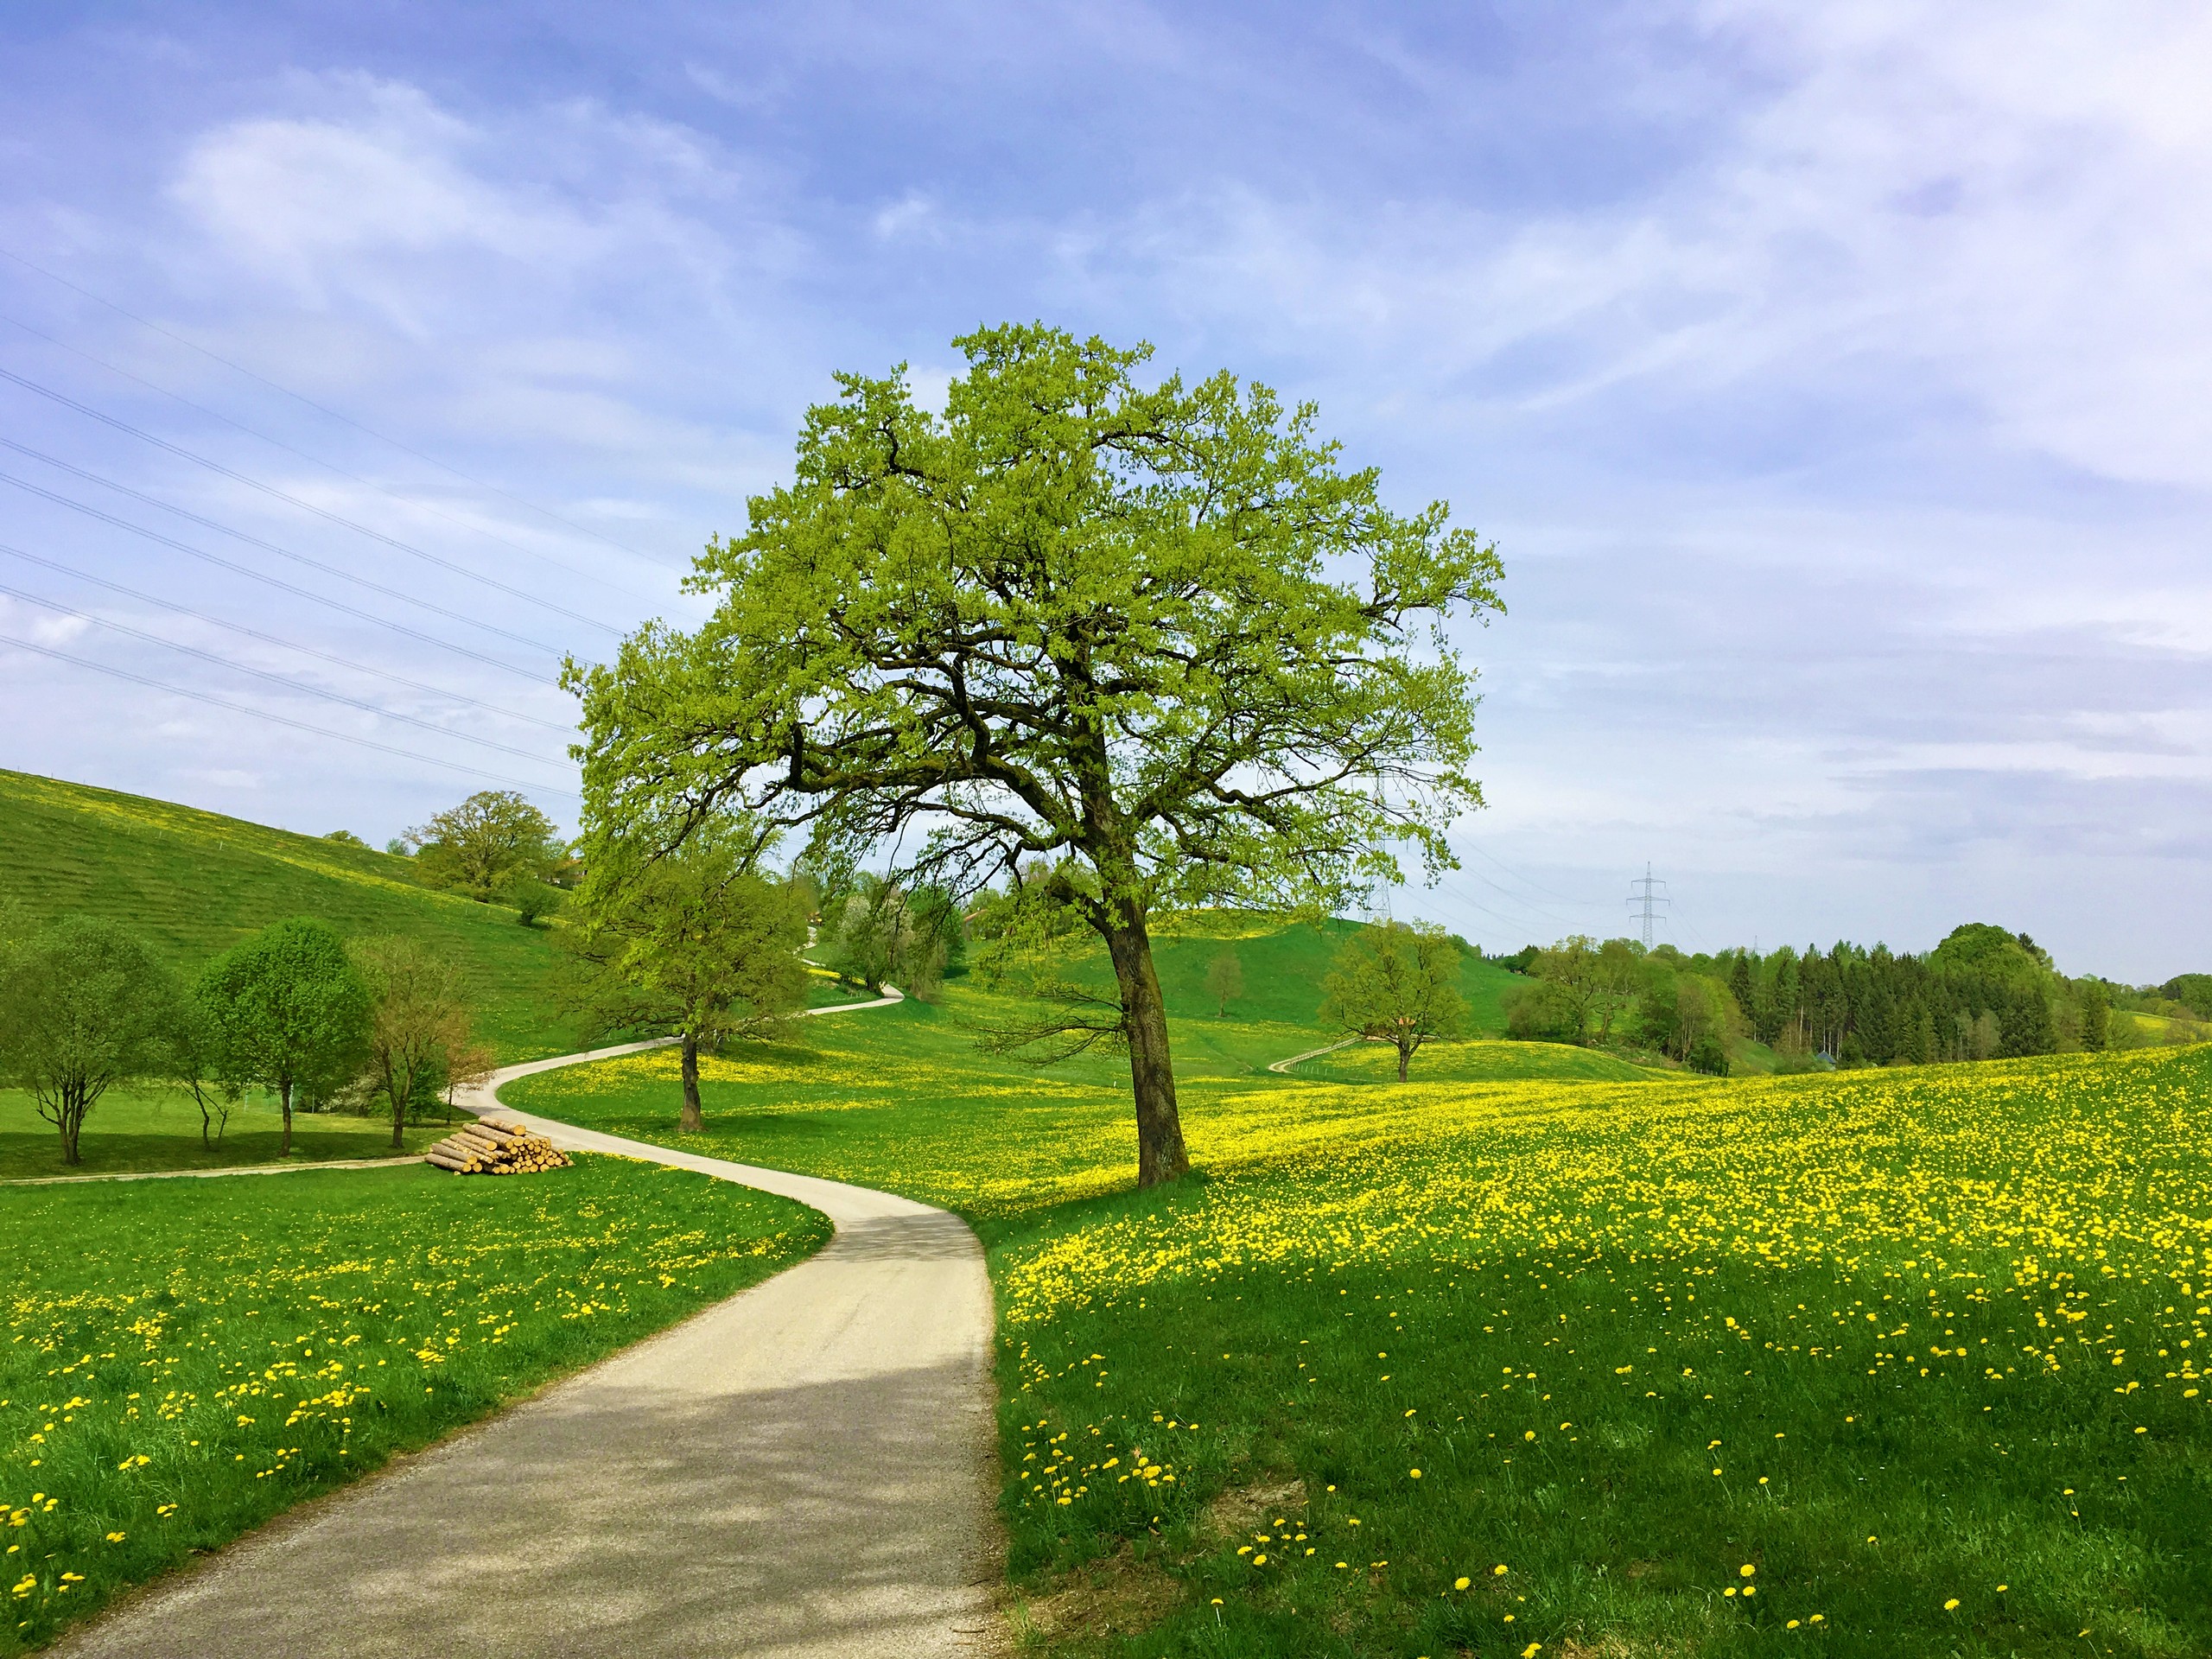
[512, 996, 2212, 1656]
[0, 1158, 827, 1654]
[0, 1089, 451, 1183]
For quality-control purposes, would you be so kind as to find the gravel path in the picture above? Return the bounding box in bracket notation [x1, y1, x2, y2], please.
[60, 1028, 1000, 1659]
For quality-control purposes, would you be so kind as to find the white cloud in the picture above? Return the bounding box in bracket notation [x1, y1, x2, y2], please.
[1056, 3, 2212, 491]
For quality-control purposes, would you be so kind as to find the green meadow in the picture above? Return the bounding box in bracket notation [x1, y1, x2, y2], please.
[0, 1158, 826, 1655]
[512, 981, 2212, 1659]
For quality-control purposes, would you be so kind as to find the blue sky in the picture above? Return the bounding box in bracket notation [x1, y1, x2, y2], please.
[2, 3, 2207, 978]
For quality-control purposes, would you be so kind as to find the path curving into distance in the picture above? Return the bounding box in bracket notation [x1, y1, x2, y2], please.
[1267, 1034, 1359, 1074]
[61, 986, 1001, 1659]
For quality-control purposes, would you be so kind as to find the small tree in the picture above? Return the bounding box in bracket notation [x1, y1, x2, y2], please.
[196, 918, 372, 1156]
[169, 996, 232, 1149]
[1205, 948, 1244, 1017]
[406, 791, 569, 900]
[1503, 977, 1581, 1043]
[819, 874, 904, 995]
[1529, 936, 1598, 1041]
[0, 918, 177, 1166]
[1319, 921, 1469, 1081]
[2080, 982, 2111, 1052]
[1590, 938, 1643, 1044]
[1528, 935, 1642, 1045]
[352, 936, 475, 1149]
[495, 869, 564, 927]
[1688, 1032, 1730, 1075]
[442, 1040, 497, 1124]
[820, 876, 961, 1000]
[563, 820, 811, 1133]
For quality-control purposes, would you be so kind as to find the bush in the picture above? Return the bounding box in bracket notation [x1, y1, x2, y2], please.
[1503, 978, 1582, 1044]
[1688, 1033, 1730, 1075]
[496, 872, 564, 927]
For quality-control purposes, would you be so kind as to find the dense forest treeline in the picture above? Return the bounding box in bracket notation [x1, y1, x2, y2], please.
[1489, 923, 2209, 1072]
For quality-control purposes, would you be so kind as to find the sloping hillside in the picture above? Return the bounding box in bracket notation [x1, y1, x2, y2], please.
[1145, 909, 1527, 1032]
[0, 769, 574, 1059]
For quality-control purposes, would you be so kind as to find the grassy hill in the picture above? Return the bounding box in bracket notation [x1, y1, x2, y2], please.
[0, 769, 575, 1060]
[1054, 908, 1528, 1033]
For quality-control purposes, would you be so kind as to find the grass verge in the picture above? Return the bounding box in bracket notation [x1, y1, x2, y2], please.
[0, 1155, 829, 1653]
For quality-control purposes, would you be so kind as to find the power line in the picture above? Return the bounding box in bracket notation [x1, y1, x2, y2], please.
[0, 583, 571, 768]
[0, 242, 684, 574]
[0, 365, 622, 636]
[1431, 871, 1563, 939]
[0, 540, 574, 734]
[1444, 861, 1586, 931]
[0, 631, 577, 798]
[0, 462, 555, 674]
[0, 305, 682, 599]
[1461, 842, 1591, 908]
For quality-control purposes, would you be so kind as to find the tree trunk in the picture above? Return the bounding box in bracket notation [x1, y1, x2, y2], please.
[390, 1071, 408, 1150]
[678, 1033, 704, 1135]
[58, 1083, 85, 1166]
[1103, 910, 1189, 1186]
[279, 1077, 294, 1156]
[1396, 1039, 1411, 1083]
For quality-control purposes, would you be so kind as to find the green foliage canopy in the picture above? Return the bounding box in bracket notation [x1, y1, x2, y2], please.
[568, 324, 1501, 1184]
[194, 918, 372, 1156]
[1319, 920, 1469, 1081]
[406, 791, 569, 904]
[560, 821, 810, 1133]
[352, 935, 480, 1150]
[0, 917, 178, 1165]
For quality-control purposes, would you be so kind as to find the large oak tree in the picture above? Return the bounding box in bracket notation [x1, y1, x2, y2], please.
[569, 325, 1500, 1185]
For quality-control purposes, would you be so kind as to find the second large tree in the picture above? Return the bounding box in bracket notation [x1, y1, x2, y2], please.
[569, 326, 1500, 1185]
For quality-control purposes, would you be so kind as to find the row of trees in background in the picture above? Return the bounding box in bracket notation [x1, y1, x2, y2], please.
[0, 916, 486, 1166]
[1499, 922, 2197, 1071]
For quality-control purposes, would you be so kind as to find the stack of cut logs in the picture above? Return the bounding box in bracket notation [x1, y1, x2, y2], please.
[424, 1117, 571, 1175]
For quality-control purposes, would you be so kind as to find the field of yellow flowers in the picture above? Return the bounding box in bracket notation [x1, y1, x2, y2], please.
[513, 1001, 2211, 1657]
[0, 1157, 826, 1655]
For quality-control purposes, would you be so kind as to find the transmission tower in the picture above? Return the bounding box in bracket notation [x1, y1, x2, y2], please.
[1627, 863, 1669, 949]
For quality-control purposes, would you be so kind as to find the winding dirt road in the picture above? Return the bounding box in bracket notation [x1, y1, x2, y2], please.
[60, 1015, 1000, 1659]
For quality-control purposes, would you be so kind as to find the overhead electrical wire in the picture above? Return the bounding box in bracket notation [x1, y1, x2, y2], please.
[0, 631, 576, 798]
[0, 307, 680, 598]
[1432, 874, 1571, 943]
[1441, 864, 1585, 932]
[0, 463, 556, 674]
[0, 540, 573, 735]
[0, 365, 623, 636]
[0, 583, 570, 768]
[0, 243, 683, 574]
[1461, 842, 1593, 909]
